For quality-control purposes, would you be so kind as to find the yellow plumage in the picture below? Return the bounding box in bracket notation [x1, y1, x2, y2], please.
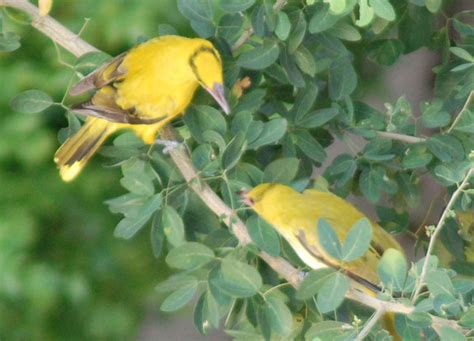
[55, 35, 229, 182]
[242, 183, 404, 339]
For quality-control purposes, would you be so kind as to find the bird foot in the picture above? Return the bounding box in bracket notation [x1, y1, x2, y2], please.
[155, 139, 180, 154]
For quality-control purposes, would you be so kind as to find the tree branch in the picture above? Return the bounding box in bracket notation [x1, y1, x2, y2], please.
[1, 0, 468, 334]
[354, 306, 385, 341]
[376, 131, 426, 144]
[411, 167, 474, 302]
[0, 0, 97, 57]
[447, 90, 474, 134]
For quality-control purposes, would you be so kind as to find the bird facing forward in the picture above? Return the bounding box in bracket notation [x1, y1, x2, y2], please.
[55, 35, 229, 181]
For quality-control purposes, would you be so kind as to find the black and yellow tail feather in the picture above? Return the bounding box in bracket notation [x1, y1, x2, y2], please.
[54, 118, 114, 182]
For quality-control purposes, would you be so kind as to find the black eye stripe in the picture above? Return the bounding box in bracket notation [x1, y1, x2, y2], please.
[188, 46, 220, 84]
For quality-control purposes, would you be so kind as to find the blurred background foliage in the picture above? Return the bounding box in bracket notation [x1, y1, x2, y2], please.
[1, 0, 474, 339]
[0, 0, 191, 339]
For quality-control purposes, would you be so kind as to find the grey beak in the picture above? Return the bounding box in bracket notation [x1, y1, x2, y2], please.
[208, 82, 231, 115]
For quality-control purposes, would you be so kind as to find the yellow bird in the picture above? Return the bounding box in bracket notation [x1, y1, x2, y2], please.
[55, 35, 229, 181]
[240, 183, 404, 339]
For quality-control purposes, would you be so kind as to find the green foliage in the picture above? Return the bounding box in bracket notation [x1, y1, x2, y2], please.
[3, 0, 474, 339]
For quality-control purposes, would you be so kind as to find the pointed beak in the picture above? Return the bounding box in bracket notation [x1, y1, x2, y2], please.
[208, 82, 231, 115]
[236, 189, 253, 206]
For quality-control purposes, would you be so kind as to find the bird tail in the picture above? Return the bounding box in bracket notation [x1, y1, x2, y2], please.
[54, 118, 114, 182]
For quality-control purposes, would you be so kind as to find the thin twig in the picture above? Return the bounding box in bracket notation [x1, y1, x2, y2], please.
[376, 131, 426, 144]
[1, 0, 468, 334]
[411, 167, 474, 302]
[231, 0, 287, 52]
[354, 307, 385, 341]
[447, 90, 474, 133]
[0, 0, 97, 57]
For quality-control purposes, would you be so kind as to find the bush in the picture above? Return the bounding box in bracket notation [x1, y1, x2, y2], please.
[2, 0, 474, 339]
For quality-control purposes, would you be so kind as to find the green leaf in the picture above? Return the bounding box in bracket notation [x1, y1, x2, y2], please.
[156, 274, 198, 293]
[275, 12, 291, 40]
[317, 272, 349, 313]
[75, 51, 112, 74]
[329, 58, 357, 100]
[296, 108, 339, 128]
[317, 219, 342, 260]
[421, 99, 450, 128]
[359, 166, 384, 203]
[177, 0, 213, 22]
[217, 14, 243, 44]
[162, 206, 186, 247]
[237, 41, 280, 70]
[377, 248, 407, 292]
[309, 4, 340, 33]
[0, 31, 21, 52]
[166, 242, 215, 270]
[327, 22, 362, 41]
[251, 4, 267, 36]
[247, 215, 281, 256]
[426, 270, 455, 297]
[263, 157, 300, 184]
[10, 90, 53, 113]
[248, 118, 287, 149]
[160, 281, 198, 312]
[450, 47, 474, 62]
[433, 161, 471, 186]
[369, 0, 395, 21]
[264, 296, 293, 336]
[402, 145, 433, 169]
[218, 0, 256, 13]
[459, 308, 474, 328]
[450, 63, 474, 72]
[292, 82, 318, 121]
[426, 135, 465, 162]
[294, 45, 317, 77]
[293, 130, 327, 163]
[325, 0, 347, 14]
[150, 212, 165, 257]
[398, 6, 433, 53]
[194, 291, 220, 334]
[407, 312, 432, 328]
[341, 218, 373, 262]
[113, 193, 162, 239]
[280, 47, 305, 87]
[222, 132, 247, 171]
[288, 10, 307, 53]
[454, 109, 474, 133]
[105, 193, 146, 215]
[296, 268, 336, 300]
[327, 154, 357, 187]
[438, 326, 466, 341]
[220, 258, 262, 297]
[356, 0, 375, 27]
[425, 0, 442, 13]
[184, 105, 227, 144]
[191, 19, 215, 38]
[433, 293, 460, 316]
[120, 160, 155, 197]
[367, 39, 404, 66]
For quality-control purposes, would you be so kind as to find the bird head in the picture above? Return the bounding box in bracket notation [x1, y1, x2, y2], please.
[189, 41, 230, 115]
[238, 183, 279, 208]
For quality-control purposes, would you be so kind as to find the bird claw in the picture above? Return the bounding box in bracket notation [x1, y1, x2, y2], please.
[298, 271, 308, 280]
[155, 139, 180, 154]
